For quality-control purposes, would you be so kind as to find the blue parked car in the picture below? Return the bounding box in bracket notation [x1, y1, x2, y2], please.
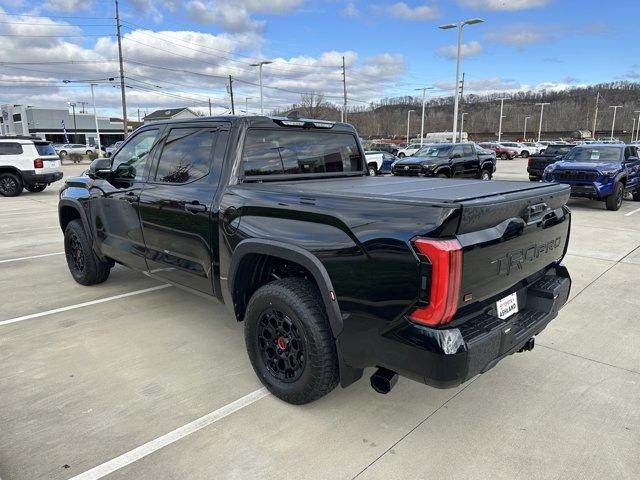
[543, 144, 640, 210]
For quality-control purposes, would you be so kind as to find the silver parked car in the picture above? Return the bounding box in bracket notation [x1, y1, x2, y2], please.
[56, 143, 94, 156]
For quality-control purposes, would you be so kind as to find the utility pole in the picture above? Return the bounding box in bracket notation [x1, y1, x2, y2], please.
[592, 91, 600, 139]
[406, 109, 415, 144]
[523, 115, 531, 140]
[457, 73, 465, 141]
[228, 75, 235, 115]
[78, 101, 87, 114]
[137, 108, 140, 122]
[497, 97, 507, 142]
[69, 102, 77, 143]
[536, 102, 550, 141]
[90, 84, 101, 156]
[415, 86, 433, 145]
[115, 0, 128, 137]
[609, 105, 622, 140]
[459, 112, 467, 142]
[342, 56, 347, 123]
[635, 110, 640, 142]
[208, 98, 212, 116]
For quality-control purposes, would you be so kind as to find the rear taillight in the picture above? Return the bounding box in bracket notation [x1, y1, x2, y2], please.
[527, 157, 533, 166]
[409, 238, 462, 327]
[34, 158, 44, 168]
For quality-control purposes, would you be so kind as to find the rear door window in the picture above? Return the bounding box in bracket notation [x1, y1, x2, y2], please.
[242, 130, 362, 177]
[462, 145, 474, 157]
[0, 143, 23, 155]
[154, 127, 215, 183]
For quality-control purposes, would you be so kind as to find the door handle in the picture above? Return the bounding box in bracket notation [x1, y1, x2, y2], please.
[185, 202, 207, 213]
[124, 191, 139, 202]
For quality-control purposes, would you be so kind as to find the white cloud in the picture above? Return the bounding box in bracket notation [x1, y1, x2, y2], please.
[485, 25, 558, 46]
[438, 40, 483, 59]
[459, 0, 550, 11]
[185, 0, 303, 32]
[43, 0, 92, 12]
[385, 2, 439, 21]
[342, 2, 359, 18]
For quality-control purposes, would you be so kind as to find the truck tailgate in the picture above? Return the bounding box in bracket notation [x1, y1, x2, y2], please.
[455, 183, 571, 308]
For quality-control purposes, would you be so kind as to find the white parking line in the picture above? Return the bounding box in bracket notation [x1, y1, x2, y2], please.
[624, 207, 640, 217]
[68, 387, 270, 480]
[0, 252, 64, 264]
[1, 226, 58, 235]
[0, 284, 171, 327]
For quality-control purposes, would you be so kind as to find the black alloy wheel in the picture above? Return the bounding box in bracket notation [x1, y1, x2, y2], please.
[63, 219, 111, 285]
[605, 182, 624, 211]
[0, 172, 23, 197]
[25, 184, 47, 193]
[256, 308, 306, 383]
[67, 232, 86, 275]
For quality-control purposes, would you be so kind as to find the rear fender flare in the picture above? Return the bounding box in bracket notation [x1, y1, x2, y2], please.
[229, 239, 343, 337]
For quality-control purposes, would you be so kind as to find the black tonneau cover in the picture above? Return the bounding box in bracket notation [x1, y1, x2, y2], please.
[250, 176, 570, 234]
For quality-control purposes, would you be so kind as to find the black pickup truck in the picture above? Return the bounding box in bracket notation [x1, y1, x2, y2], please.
[392, 142, 496, 180]
[527, 144, 574, 181]
[58, 116, 572, 404]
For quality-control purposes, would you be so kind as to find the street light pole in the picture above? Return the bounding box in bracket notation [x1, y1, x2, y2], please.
[459, 112, 468, 142]
[635, 110, 640, 142]
[415, 86, 433, 146]
[633, 118, 636, 144]
[250, 60, 272, 114]
[438, 18, 484, 144]
[245, 97, 252, 115]
[609, 105, 622, 140]
[69, 102, 77, 143]
[497, 97, 507, 142]
[536, 102, 550, 142]
[90, 84, 101, 156]
[523, 115, 531, 140]
[406, 109, 415, 144]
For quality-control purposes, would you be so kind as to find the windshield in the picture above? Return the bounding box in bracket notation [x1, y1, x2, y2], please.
[563, 146, 622, 163]
[545, 145, 573, 156]
[35, 142, 57, 156]
[413, 145, 451, 158]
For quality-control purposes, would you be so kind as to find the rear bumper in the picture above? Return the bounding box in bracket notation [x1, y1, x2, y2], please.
[22, 170, 63, 185]
[342, 264, 571, 389]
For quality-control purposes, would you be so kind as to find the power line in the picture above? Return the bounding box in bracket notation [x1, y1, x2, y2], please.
[0, 21, 114, 26]
[0, 13, 113, 19]
[0, 34, 116, 37]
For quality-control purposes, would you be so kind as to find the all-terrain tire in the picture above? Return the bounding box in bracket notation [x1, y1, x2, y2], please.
[25, 184, 47, 193]
[605, 182, 624, 211]
[64, 219, 111, 285]
[244, 278, 339, 405]
[480, 169, 492, 180]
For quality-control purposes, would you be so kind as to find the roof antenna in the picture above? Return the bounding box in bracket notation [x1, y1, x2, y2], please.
[287, 110, 301, 120]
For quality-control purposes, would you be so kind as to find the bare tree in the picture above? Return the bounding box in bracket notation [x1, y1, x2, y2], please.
[299, 92, 327, 118]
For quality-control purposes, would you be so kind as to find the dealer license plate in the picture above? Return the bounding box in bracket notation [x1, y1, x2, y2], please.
[496, 292, 518, 320]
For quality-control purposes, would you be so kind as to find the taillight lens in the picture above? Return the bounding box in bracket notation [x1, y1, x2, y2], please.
[409, 238, 462, 327]
[527, 157, 533, 166]
[34, 158, 44, 168]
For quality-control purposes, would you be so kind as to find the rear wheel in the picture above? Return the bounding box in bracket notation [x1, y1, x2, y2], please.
[521, 150, 529, 158]
[25, 184, 47, 193]
[605, 182, 624, 211]
[368, 164, 377, 176]
[436, 172, 448, 178]
[244, 278, 339, 405]
[0, 172, 23, 197]
[500, 153, 508, 160]
[398, 152, 405, 158]
[59, 150, 68, 157]
[480, 169, 492, 180]
[64, 219, 111, 285]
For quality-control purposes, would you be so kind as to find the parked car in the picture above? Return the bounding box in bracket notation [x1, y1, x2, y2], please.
[543, 144, 640, 210]
[527, 144, 575, 181]
[105, 141, 123, 157]
[371, 143, 399, 156]
[396, 143, 423, 158]
[478, 142, 518, 160]
[0, 137, 63, 196]
[392, 143, 496, 179]
[522, 142, 545, 155]
[499, 142, 529, 157]
[56, 143, 94, 156]
[365, 150, 397, 175]
[59, 115, 572, 404]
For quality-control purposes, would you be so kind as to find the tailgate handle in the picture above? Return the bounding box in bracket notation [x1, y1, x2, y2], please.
[524, 202, 549, 223]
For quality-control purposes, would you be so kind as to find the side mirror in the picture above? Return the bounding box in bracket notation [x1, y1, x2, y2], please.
[88, 158, 112, 179]
[626, 155, 639, 163]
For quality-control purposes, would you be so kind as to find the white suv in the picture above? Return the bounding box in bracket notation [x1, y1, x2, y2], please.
[0, 137, 63, 197]
[397, 143, 423, 158]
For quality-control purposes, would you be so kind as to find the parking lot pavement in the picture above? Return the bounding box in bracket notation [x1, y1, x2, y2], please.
[1, 162, 639, 480]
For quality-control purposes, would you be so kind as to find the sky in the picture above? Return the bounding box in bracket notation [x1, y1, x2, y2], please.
[0, 0, 638, 118]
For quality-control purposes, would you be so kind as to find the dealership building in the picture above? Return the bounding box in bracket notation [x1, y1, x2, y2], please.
[0, 104, 131, 146]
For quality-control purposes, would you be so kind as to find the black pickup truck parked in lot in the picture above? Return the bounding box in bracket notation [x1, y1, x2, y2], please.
[58, 116, 572, 404]
[527, 144, 574, 181]
[392, 143, 496, 180]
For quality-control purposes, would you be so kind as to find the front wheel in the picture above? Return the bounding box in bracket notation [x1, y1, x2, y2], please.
[480, 169, 492, 180]
[0, 172, 23, 197]
[500, 153, 508, 160]
[521, 151, 529, 158]
[244, 278, 339, 405]
[605, 182, 624, 211]
[368, 165, 377, 176]
[25, 184, 47, 193]
[398, 152, 405, 158]
[64, 219, 111, 285]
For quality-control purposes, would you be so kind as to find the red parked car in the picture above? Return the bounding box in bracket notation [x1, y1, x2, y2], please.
[478, 142, 518, 160]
